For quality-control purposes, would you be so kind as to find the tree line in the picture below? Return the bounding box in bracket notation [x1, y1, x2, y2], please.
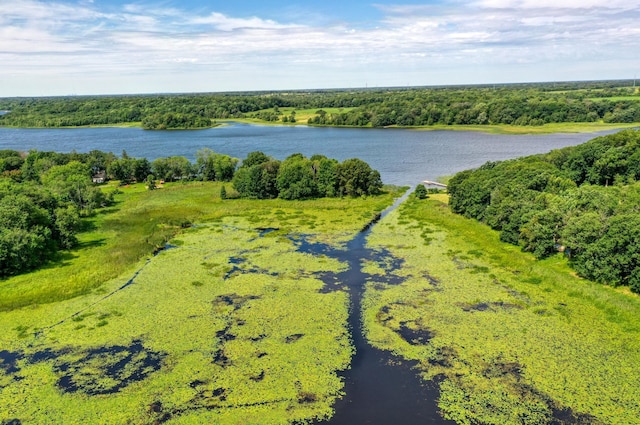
[1, 80, 638, 129]
[447, 129, 640, 292]
[0, 147, 382, 276]
[232, 152, 382, 199]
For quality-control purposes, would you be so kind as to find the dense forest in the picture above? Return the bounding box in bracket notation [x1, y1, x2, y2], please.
[0, 80, 638, 129]
[0, 148, 381, 277]
[448, 129, 640, 292]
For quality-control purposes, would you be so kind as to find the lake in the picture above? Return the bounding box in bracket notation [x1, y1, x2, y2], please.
[0, 124, 617, 185]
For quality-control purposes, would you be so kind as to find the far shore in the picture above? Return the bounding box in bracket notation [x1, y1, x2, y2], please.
[0, 119, 637, 135]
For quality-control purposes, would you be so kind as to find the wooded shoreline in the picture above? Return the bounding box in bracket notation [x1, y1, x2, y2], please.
[1, 80, 638, 131]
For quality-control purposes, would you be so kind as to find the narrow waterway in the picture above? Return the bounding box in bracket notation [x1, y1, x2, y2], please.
[295, 193, 455, 424]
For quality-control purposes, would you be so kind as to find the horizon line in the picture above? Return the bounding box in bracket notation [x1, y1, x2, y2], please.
[1, 78, 638, 100]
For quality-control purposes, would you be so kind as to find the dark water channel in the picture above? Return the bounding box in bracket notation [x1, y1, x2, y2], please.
[292, 194, 455, 424]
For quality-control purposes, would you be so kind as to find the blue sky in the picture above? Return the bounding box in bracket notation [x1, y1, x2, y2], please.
[1, 0, 639, 96]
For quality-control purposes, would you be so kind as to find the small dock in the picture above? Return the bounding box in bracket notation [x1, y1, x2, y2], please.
[421, 180, 447, 188]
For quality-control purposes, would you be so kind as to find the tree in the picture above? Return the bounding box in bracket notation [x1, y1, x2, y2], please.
[20, 151, 61, 181]
[519, 196, 565, 258]
[447, 129, 640, 292]
[152, 156, 193, 182]
[146, 174, 156, 190]
[276, 154, 317, 200]
[232, 160, 280, 199]
[212, 153, 238, 182]
[42, 161, 105, 213]
[53, 205, 80, 249]
[132, 158, 152, 182]
[314, 156, 339, 197]
[241, 151, 270, 168]
[232, 152, 382, 201]
[571, 214, 640, 290]
[196, 148, 218, 181]
[0, 150, 24, 173]
[259, 160, 280, 198]
[233, 152, 280, 199]
[336, 158, 383, 197]
[108, 158, 134, 183]
[232, 167, 254, 198]
[86, 150, 116, 175]
[0, 193, 55, 276]
[414, 184, 428, 199]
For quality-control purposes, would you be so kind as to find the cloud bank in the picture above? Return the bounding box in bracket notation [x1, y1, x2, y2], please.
[1, 0, 638, 95]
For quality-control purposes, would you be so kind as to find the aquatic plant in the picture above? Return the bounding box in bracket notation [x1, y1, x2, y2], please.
[363, 194, 640, 424]
[0, 182, 403, 424]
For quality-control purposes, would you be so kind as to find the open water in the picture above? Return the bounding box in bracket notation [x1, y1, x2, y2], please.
[0, 124, 617, 185]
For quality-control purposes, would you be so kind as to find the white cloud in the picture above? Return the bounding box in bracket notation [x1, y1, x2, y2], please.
[191, 12, 301, 31]
[475, 0, 640, 9]
[0, 0, 100, 20]
[1, 0, 639, 96]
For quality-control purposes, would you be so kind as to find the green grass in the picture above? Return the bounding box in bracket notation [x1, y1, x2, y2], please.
[589, 96, 640, 102]
[0, 122, 143, 129]
[0, 182, 405, 424]
[363, 194, 640, 424]
[412, 122, 640, 134]
[236, 107, 355, 125]
[238, 115, 639, 133]
[0, 182, 401, 312]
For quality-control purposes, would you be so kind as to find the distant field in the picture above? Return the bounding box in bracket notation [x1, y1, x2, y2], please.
[589, 96, 640, 102]
[414, 122, 640, 134]
[236, 113, 639, 134]
[244, 107, 356, 124]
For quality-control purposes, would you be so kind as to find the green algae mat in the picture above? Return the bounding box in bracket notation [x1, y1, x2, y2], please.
[4, 183, 640, 424]
[363, 194, 640, 425]
[0, 183, 402, 424]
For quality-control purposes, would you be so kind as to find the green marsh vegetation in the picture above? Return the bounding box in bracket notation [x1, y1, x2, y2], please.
[0, 177, 405, 424]
[363, 193, 640, 424]
[359, 129, 640, 423]
[0, 148, 384, 309]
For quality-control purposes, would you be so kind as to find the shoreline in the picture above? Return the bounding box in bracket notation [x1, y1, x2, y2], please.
[0, 120, 637, 135]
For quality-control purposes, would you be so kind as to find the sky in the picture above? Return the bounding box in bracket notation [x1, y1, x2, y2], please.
[1, 0, 639, 96]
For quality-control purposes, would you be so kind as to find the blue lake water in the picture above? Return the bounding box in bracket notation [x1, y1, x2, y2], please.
[0, 124, 616, 185]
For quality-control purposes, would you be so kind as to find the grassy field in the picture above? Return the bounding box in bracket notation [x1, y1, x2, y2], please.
[589, 96, 640, 102]
[234, 114, 639, 134]
[363, 194, 640, 424]
[0, 182, 404, 424]
[238, 107, 355, 125]
[412, 122, 640, 134]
